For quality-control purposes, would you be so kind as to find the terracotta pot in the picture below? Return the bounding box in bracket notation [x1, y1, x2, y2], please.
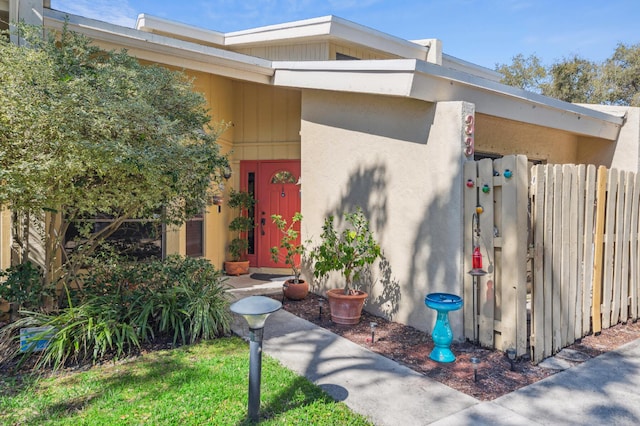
[283, 279, 309, 300]
[224, 260, 250, 276]
[326, 288, 368, 325]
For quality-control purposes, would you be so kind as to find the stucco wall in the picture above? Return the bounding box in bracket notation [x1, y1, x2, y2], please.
[577, 105, 640, 172]
[300, 90, 469, 336]
[475, 114, 578, 163]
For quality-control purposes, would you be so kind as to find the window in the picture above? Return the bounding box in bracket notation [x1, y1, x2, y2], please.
[336, 52, 360, 60]
[65, 217, 163, 261]
[247, 172, 256, 255]
[185, 213, 204, 257]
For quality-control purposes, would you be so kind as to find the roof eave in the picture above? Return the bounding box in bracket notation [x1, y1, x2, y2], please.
[273, 59, 623, 140]
[224, 15, 429, 60]
[44, 9, 274, 84]
[135, 14, 226, 46]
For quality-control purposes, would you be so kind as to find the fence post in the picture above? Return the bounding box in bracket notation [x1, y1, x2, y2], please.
[592, 166, 607, 335]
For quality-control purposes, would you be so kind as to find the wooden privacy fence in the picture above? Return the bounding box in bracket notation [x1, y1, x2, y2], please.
[463, 157, 640, 363]
[529, 164, 640, 363]
[463, 155, 529, 357]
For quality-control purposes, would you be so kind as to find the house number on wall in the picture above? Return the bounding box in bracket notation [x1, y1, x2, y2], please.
[464, 114, 474, 157]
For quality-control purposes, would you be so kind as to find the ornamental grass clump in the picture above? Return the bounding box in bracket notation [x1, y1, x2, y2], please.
[1, 255, 231, 371]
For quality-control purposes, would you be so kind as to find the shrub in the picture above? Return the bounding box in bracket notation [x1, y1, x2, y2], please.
[4, 255, 231, 370]
[0, 261, 54, 311]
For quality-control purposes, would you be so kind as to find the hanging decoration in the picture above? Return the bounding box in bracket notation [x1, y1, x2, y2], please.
[271, 170, 298, 198]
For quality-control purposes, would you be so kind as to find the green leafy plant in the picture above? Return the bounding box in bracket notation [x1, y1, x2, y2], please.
[0, 261, 53, 311]
[226, 189, 256, 261]
[270, 212, 305, 283]
[3, 255, 231, 370]
[311, 207, 381, 294]
[0, 23, 229, 286]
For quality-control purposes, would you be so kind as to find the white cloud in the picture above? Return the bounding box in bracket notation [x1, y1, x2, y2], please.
[50, 0, 137, 28]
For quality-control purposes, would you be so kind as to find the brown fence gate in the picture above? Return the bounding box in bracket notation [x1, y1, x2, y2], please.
[464, 157, 640, 364]
[463, 155, 529, 357]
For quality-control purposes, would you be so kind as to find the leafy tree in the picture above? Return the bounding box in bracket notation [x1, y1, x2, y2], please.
[0, 25, 228, 283]
[600, 43, 640, 106]
[497, 44, 640, 106]
[496, 53, 548, 93]
[541, 55, 599, 103]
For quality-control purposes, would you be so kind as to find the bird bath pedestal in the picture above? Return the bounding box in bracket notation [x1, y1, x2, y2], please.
[425, 293, 463, 363]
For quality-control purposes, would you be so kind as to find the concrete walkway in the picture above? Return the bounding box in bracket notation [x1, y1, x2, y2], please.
[228, 276, 640, 425]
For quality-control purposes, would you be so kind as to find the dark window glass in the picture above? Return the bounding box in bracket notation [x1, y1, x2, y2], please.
[186, 214, 204, 257]
[247, 172, 256, 255]
[65, 218, 163, 261]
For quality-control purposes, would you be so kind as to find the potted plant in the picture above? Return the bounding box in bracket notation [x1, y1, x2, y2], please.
[311, 207, 381, 325]
[224, 189, 256, 276]
[270, 212, 309, 300]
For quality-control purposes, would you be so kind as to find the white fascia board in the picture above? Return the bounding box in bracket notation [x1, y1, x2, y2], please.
[44, 9, 274, 84]
[224, 15, 333, 45]
[410, 60, 622, 139]
[328, 16, 427, 59]
[136, 14, 226, 46]
[273, 59, 416, 96]
[442, 54, 501, 83]
[273, 59, 623, 140]
[225, 15, 428, 59]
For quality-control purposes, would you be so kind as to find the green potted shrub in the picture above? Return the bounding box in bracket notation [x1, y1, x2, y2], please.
[270, 212, 309, 300]
[311, 207, 381, 324]
[224, 189, 256, 276]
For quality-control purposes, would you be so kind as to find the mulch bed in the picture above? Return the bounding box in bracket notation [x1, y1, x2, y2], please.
[271, 292, 640, 401]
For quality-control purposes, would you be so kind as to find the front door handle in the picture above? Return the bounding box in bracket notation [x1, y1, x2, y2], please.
[260, 217, 266, 235]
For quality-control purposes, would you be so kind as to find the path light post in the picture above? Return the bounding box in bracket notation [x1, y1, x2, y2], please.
[230, 296, 282, 422]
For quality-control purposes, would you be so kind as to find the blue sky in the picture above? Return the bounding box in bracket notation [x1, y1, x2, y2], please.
[50, 0, 640, 69]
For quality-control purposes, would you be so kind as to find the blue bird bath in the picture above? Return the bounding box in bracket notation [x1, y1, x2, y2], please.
[425, 293, 463, 363]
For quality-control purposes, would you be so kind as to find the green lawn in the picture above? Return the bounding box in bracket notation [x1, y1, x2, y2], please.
[0, 337, 372, 425]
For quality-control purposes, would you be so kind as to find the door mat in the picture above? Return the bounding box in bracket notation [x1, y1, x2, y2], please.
[249, 273, 292, 281]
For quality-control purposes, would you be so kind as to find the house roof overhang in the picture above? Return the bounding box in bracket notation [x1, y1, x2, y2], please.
[272, 59, 623, 140]
[135, 13, 501, 82]
[43, 7, 623, 141]
[43, 9, 274, 84]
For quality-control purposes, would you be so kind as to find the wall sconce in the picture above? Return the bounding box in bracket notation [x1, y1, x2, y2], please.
[223, 166, 232, 180]
[212, 195, 224, 206]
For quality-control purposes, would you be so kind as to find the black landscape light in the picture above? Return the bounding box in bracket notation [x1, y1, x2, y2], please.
[506, 348, 517, 371]
[230, 296, 282, 422]
[470, 357, 480, 382]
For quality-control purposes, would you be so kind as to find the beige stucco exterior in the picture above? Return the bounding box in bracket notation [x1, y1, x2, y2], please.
[475, 114, 579, 163]
[300, 90, 473, 334]
[4, 2, 640, 335]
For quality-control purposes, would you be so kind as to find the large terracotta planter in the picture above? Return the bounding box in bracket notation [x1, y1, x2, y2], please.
[224, 260, 250, 276]
[283, 279, 309, 300]
[326, 288, 368, 325]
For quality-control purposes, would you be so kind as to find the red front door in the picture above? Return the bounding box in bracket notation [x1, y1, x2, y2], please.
[242, 160, 301, 268]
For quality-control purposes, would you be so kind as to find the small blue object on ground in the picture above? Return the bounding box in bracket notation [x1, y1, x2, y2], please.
[425, 293, 463, 363]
